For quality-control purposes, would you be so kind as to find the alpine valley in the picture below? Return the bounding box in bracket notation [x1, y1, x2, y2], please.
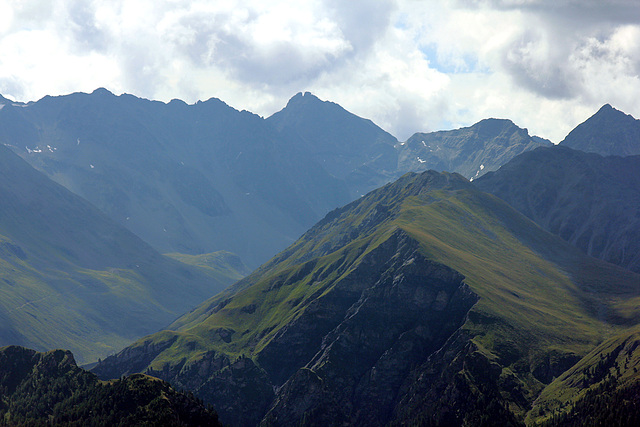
[0, 90, 639, 426]
[0, 143, 236, 364]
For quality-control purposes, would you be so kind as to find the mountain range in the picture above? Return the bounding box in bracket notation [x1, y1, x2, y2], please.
[0, 87, 639, 426]
[398, 118, 551, 180]
[0, 89, 550, 269]
[93, 169, 640, 426]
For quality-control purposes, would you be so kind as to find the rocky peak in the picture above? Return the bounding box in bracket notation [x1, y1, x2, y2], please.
[560, 104, 640, 156]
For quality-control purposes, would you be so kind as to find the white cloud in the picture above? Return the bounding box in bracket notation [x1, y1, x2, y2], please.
[0, 0, 639, 143]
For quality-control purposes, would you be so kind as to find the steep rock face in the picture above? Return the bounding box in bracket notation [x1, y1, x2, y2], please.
[97, 229, 477, 426]
[392, 331, 525, 426]
[190, 356, 274, 427]
[474, 145, 640, 273]
[126, 350, 274, 427]
[398, 118, 550, 180]
[262, 231, 478, 426]
[560, 104, 640, 157]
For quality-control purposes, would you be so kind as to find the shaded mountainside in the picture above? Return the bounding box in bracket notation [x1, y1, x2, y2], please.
[267, 91, 399, 198]
[474, 145, 640, 273]
[560, 104, 640, 157]
[0, 89, 351, 268]
[0, 144, 231, 363]
[0, 345, 221, 426]
[398, 118, 551, 180]
[94, 170, 640, 426]
[0, 90, 554, 268]
[529, 328, 640, 426]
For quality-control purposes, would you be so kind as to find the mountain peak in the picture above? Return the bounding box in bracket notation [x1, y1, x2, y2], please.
[91, 87, 115, 97]
[593, 103, 630, 119]
[473, 118, 524, 136]
[560, 104, 640, 156]
[399, 117, 547, 180]
[284, 91, 324, 109]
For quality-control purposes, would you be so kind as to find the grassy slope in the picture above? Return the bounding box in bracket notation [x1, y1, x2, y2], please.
[0, 144, 232, 364]
[0, 246, 160, 362]
[165, 251, 250, 284]
[528, 327, 640, 424]
[113, 171, 640, 412]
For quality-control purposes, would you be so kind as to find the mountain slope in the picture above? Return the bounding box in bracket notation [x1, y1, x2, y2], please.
[165, 251, 250, 284]
[267, 92, 399, 198]
[398, 118, 551, 180]
[93, 170, 640, 426]
[0, 89, 558, 268]
[560, 104, 640, 156]
[474, 145, 640, 273]
[528, 328, 640, 425]
[0, 144, 230, 363]
[0, 345, 221, 426]
[0, 89, 350, 268]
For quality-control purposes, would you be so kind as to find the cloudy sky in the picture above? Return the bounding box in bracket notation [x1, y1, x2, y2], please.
[0, 0, 639, 142]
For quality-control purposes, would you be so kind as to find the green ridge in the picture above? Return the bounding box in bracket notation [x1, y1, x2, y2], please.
[101, 171, 640, 412]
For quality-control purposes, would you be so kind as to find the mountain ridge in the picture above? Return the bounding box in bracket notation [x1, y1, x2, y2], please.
[267, 91, 399, 198]
[1, 88, 560, 268]
[0, 89, 352, 268]
[93, 169, 640, 426]
[560, 103, 640, 156]
[397, 117, 551, 180]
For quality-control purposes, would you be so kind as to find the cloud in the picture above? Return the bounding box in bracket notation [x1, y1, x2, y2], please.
[0, 0, 639, 143]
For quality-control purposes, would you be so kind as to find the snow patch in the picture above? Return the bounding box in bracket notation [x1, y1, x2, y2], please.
[417, 156, 426, 164]
[90, 164, 94, 169]
[421, 140, 427, 147]
[480, 164, 485, 170]
[25, 146, 42, 153]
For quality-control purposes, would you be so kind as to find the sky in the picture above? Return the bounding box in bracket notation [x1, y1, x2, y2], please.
[0, 0, 639, 142]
